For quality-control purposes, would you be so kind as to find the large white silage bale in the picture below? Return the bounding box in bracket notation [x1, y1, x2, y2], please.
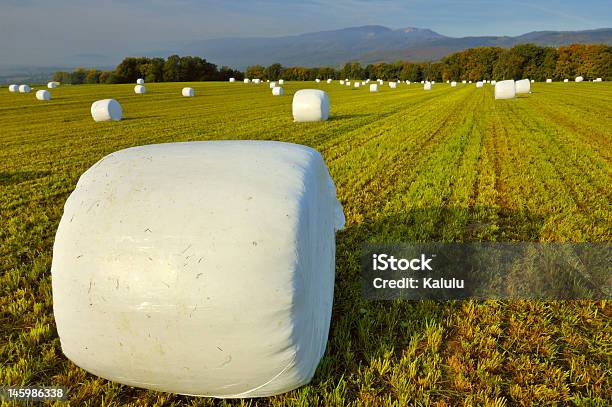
[389, 82, 397, 89]
[515, 79, 531, 94]
[134, 85, 146, 94]
[48, 81, 58, 89]
[279, 79, 285, 85]
[564, 79, 569, 82]
[495, 80, 516, 100]
[52, 140, 345, 398]
[272, 86, 284, 96]
[292, 89, 330, 122]
[19, 84, 31, 93]
[91, 99, 122, 122]
[229, 78, 236, 83]
[269, 81, 277, 89]
[546, 79, 552, 83]
[369, 83, 378, 92]
[476, 81, 483, 88]
[9, 84, 18, 92]
[137, 78, 145, 85]
[424, 81, 432, 90]
[451, 81, 457, 87]
[36, 89, 51, 100]
[182, 87, 194, 97]
[575, 76, 584, 82]
[244, 78, 250, 84]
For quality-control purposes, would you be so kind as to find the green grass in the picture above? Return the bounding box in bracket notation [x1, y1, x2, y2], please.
[1, 81, 611, 406]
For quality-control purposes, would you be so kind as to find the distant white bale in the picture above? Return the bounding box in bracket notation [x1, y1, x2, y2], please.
[594, 78, 602, 82]
[229, 78, 235, 83]
[8, 84, 18, 92]
[389, 82, 397, 89]
[491, 80, 497, 85]
[136, 78, 145, 85]
[469, 80, 472, 84]
[272, 86, 284, 96]
[19, 84, 31, 93]
[365, 79, 370, 83]
[420, 81, 424, 84]
[253, 79, 261, 84]
[451, 81, 457, 87]
[339, 80, 345, 85]
[446, 80, 450, 83]
[424, 81, 432, 91]
[575, 76, 584, 82]
[432, 81, 436, 84]
[476, 81, 483, 88]
[244, 78, 251, 84]
[91, 99, 122, 122]
[48, 81, 58, 89]
[361, 81, 366, 86]
[462, 80, 467, 84]
[326, 79, 332, 84]
[515, 79, 531, 94]
[564, 79, 569, 82]
[182, 87, 194, 97]
[134, 85, 146, 94]
[266, 80, 270, 83]
[36, 89, 51, 100]
[369, 84, 378, 92]
[270, 82, 277, 89]
[354, 82, 360, 88]
[51, 140, 345, 398]
[315, 79, 321, 83]
[530, 79, 535, 83]
[546, 79, 552, 83]
[495, 80, 516, 100]
[292, 89, 330, 122]
[346, 82, 351, 86]
[279, 79, 285, 85]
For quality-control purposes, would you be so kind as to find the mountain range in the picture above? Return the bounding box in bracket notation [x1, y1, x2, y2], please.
[180, 26, 612, 69]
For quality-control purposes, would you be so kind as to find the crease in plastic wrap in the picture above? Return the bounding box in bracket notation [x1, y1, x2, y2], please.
[51, 140, 345, 398]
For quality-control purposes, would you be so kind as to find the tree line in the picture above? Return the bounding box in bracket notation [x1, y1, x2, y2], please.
[246, 44, 611, 82]
[53, 44, 610, 85]
[52, 55, 244, 84]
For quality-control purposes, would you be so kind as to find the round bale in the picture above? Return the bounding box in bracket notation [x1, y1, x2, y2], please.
[19, 84, 31, 93]
[48, 82, 58, 89]
[136, 78, 145, 85]
[229, 78, 235, 83]
[369, 83, 379, 92]
[575, 76, 584, 82]
[272, 86, 284, 96]
[36, 90, 51, 100]
[424, 81, 432, 90]
[515, 79, 531, 94]
[182, 87, 194, 97]
[91, 99, 123, 122]
[9, 84, 18, 92]
[495, 80, 516, 100]
[134, 85, 146, 94]
[292, 89, 330, 122]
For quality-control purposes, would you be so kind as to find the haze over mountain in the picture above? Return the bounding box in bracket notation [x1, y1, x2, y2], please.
[181, 25, 612, 69]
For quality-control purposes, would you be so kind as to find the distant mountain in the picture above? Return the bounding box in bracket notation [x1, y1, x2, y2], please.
[181, 26, 612, 68]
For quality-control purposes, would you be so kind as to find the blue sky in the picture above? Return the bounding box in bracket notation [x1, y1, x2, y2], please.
[1, 0, 610, 66]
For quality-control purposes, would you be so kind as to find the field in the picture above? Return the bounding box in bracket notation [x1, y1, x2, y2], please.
[1, 81, 611, 406]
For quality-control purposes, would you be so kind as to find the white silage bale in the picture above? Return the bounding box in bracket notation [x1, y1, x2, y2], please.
[420, 81, 424, 84]
[279, 79, 284, 85]
[229, 78, 235, 83]
[339, 80, 345, 85]
[476, 81, 483, 88]
[515, 79, 531, 94]
[432, 81, 436, 84]
[134, 85, 146, 94]
[270, 82, 277, 89]
[182, 87, 194, 97]
[469, 80, 472, 84]
[462, 80, 467, 84]
[491, 80, 497, 85]
[326, 79, 332, 84]
[315, 79, 321, 83]
[19, 84, 31, 93]
[36, 89, 51, 100]
[136, 78, 145, 85]
[389, 82, 397, 89]
[272, 86, 284, 96]
[575, 76, 584, 82]
[48, 81, 58, 89]
[546, 79, 552, 83]
[51, 140, 345, 398]
[564, 79, 569, 82]
[9, 84, 18, 92]
[596, 78, 602, 82]
[292, 89, 330, 122]
[495, 80, 516, 100]
[253, 79, 261, 84]
[424, 81, 432, 90]
[369, 83, 378, 92]
[530, 79, 535, 83]
[346, 81, 351, 86]
[354, 82, 360, 88]
[451, 81, 457, 87]
[244, 78, 251, 84]
[266, 80, 270, 83]
[91, 99, 122, 122]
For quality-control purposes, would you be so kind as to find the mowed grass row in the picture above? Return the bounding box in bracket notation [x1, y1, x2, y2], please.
[0, 82, 610, 406]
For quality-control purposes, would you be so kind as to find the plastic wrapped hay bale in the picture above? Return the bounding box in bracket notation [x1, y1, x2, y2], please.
[339, 80, 345, 85]
[292, 89, 330, 122]
[451, 81, 457, 87]
[546, 79, 552, 83]
[244, 78, 250, 84]
[269, 82, 276, 89]
[515, 79, 531, 94]
[134, 85, 146, 94]
[491, 80, 497, 85]
[424, 81, 432, 90]
[48, 81, 58, 89]
[229, 78, 236, 83]
[315, 79, 321, 83]
[495, 80, 516, 100]
[326, 79, 332, 84]
[51, 140, 345, 398]
[91, 99, 122, 122]
[136, 78, 145, 85]
[462, 80, 467, 84]
[279, 79, 284, 85]
[575, 76, 584, 82]
[272, 86, 284, 96]
[476, 81, 483, 88]
[564, 79, 569, 83]
[369, 83, 378, 92]
[346, 81, 351, 86]
[9, 84, 18, 92]
[389, 82, 397, 89]
[19, 84, 31, 93]
[36, 89, 51, 100]
[354, 82, 360, 88]
[182, 87, 195, 97]
[253, 79, 261, 84]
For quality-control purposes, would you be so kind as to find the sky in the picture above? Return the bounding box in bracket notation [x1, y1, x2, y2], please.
[1, 0, 610, 66]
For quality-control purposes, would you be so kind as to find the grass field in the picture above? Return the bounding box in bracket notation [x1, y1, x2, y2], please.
[1, 81, 611, 406]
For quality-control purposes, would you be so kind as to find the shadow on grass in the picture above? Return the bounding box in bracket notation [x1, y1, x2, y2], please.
[0, 170, 51, 186]
[329, 113, 374, 121]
